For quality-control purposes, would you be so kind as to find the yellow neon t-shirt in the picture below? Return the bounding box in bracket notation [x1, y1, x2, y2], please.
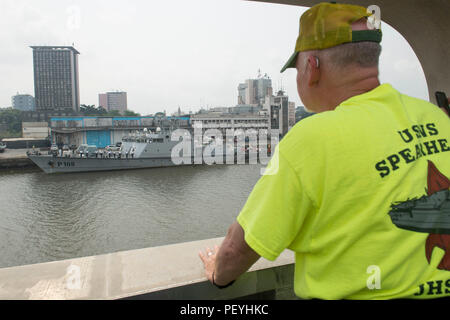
[237, 83, 450, 299]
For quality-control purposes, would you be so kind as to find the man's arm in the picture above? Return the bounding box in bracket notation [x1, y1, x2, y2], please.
[199, 221, 260, 286]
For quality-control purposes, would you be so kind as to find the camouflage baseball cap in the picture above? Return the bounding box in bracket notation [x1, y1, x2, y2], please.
[280, 2, 382, 73]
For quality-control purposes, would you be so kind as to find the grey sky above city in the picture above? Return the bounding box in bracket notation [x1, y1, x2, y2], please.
[1, 0, 428, 115]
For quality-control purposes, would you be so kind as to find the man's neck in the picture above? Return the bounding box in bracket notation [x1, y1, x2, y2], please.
[325, 68, 380, 110]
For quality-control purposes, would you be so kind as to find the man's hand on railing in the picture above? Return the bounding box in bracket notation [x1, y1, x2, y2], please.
[198, 245, 220, 284]
[199, 221, 260, 289]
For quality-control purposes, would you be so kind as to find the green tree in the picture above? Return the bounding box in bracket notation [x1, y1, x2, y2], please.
[0, 108, 23, 137]
[123, 110, 141, 116]
[106, 110, 121, 117]
[79, 105, 141, 117]
[80, 104, 107, 116]
[97, 106, 107, 115]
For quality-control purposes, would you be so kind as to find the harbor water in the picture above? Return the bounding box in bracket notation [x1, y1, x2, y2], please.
[0, 164, 263, 268]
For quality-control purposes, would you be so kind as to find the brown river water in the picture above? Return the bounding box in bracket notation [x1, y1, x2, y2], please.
[0, 164, 263, 268]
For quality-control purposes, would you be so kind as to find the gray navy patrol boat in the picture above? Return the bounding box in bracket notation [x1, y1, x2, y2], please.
[388, 190, 450, 234]
[27, 128, 242, 174]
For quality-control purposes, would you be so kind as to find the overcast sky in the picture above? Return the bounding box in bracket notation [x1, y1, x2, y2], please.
[0, 0, 428, 115]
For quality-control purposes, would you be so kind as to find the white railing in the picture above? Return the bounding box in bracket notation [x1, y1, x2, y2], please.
[0, 237, 295, 300]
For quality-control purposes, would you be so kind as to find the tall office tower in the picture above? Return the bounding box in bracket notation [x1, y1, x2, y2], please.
[98, 93, 108, 110]
[98, 91, 127, 114]
[12, 93, 35, 111]
[237, 83, 247, 105]
[30, 46, 80, 113]
[254, 76, 272, 106]
[237, 72, 272, 106]
[270, 90, 290, 136]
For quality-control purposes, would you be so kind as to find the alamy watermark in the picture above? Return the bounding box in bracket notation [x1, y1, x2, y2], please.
[66, 5, 81, 31]
[170, 124, 280, 175]
[366, 265, 381, 290]
[66, 264, 81, 290]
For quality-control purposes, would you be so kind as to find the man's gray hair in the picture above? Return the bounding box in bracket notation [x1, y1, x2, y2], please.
[302, 41, 382, 69]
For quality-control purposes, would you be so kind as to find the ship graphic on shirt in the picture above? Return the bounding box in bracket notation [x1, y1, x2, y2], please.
[388, 160, 450, 271]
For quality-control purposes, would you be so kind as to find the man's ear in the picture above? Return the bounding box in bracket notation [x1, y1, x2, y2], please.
[307, 55, 320, 87]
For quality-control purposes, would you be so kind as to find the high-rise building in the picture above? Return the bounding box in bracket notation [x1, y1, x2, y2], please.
[288, 101, 296, 128]
[107, 92, 127, 113]
[98, 91, 127, 114]
[30, 46, 80, 113]
[237, 72, 272, 106]
[238, 83, 247, 105]
[99, 93, 108, 110]
[268, 90, 290, 136]
[295, 106, 315, 123]
[12, 93, 35, 111]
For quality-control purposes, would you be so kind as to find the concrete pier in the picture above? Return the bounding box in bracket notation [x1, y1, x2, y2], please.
[0, 237, 295, 300]
[0, 148, 35, 169]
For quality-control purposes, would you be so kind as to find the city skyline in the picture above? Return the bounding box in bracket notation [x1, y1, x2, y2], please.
[1, 0, 429, 115]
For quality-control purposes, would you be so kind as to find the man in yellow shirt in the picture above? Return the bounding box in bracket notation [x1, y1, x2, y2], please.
[199, 2, 450, 299]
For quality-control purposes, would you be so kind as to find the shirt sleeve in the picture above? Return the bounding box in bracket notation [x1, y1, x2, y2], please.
[236, 147, 313, 261]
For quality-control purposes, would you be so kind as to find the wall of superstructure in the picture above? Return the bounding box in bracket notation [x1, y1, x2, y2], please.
[50, 116, 191, 147]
